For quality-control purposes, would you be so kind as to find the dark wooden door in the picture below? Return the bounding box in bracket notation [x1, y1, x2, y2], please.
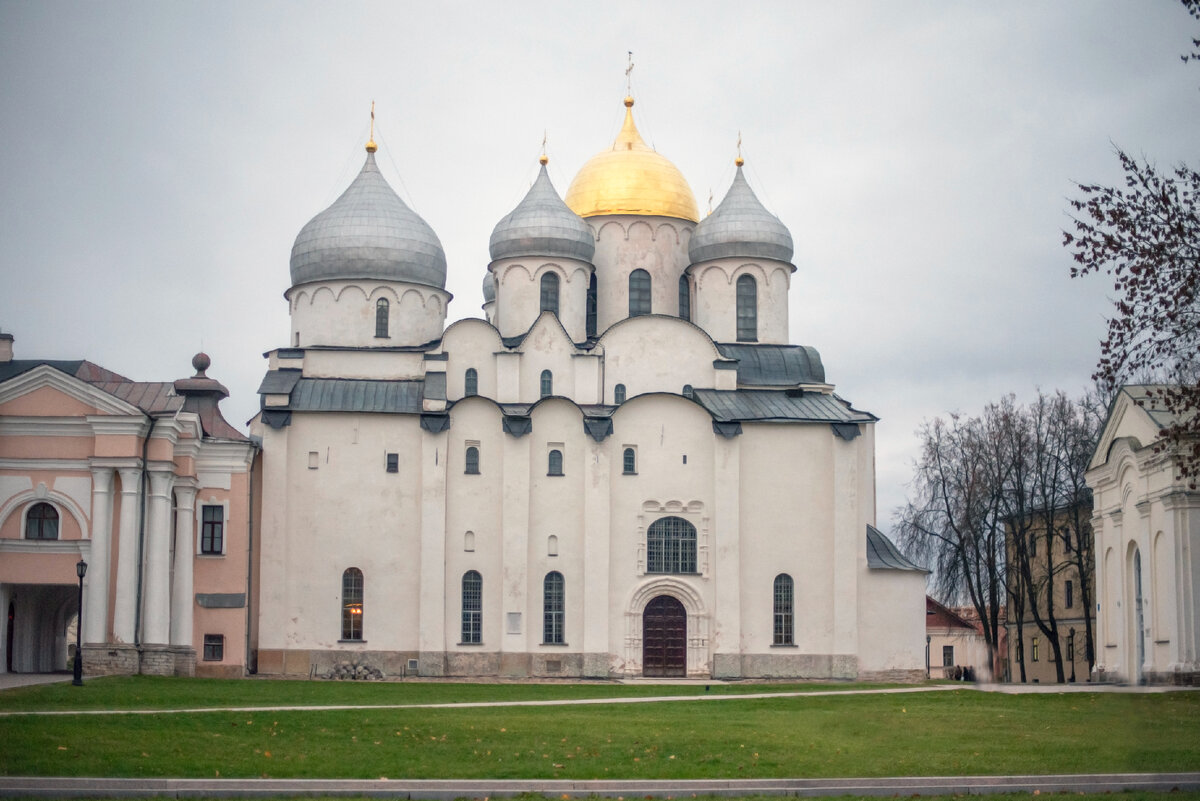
[642, 595, 686, 677]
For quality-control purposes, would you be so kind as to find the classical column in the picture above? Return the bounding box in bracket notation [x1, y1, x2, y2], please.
[112, 467, 143, 643]
[171, 484, 197, 649]
[85, 467, 115, 644]
[142, 470, 175, 645]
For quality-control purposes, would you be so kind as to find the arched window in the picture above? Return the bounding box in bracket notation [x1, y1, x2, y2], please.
[614, 383, 626, 404]
[548, 449, 564, 476]
[464, 531, 475, 552]
[647, 516, 697, 574]
[341, 568, 363, 640]
[547, 534, 559, 556]
[543, 571, 564, 644]
[25, 503, 58, 540]
[586, 273, 598, 338]
[736, 274, 757, 341]
[629, 269, 651, 316]
[623, 447, 637, 475]
[462, 570, 482, 644]
[465, 445, 480, 474]
[678, 275, 690, 321]
[540, 272, 560, 315]
[375, 298, 389, 338]
[773, 574, 794, 645]
[682, 384, 694, 399]
[464, 368, 478, 397]
[540, 370, 553, 398]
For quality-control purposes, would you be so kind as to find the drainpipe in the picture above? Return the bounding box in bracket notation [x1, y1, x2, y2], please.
[132, 415, 157, 648]
[243, 439, 261, 674]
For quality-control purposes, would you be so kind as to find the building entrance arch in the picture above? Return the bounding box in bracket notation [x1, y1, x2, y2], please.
[642, 595, 686, 677]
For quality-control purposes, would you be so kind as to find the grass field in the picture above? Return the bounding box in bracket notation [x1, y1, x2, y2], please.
[0, 678, 1197, 780]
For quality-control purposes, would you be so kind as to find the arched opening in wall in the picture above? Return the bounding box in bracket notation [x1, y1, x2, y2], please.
[543, 571, 564, 644]
[629, 269, 651, 317]
[375, 298, 390, 338]
[736, 274, 757, 342]
[614, 383, 626, 404]
[464, 531, 475, 552]
[464, 368, 478, 397]
[773, 574, 794, 645]
[1131, 546, 1145, 683]
[342, 568, 363, 641]
[586, 273, 598, 338]
[642, 595, 686, 677]
[548, 449, 564, 476]
[25, 503, 58, 540]
[461, 571, 482, 644]
[540, 370, 553, 398]
[540, 273, 560, 316]
[678, 275, 690, 321]
[647, 516, 697, 574]
[5, 585, 77, 673]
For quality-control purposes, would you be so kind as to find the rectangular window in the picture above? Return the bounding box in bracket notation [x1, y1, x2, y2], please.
[1065, 580, 1074, 609]
[942, 645, 954, 667]
[200, 506, 224, 555]
[461, 571, 482, 644]
[203, 634, 224, 661]
[1031, 636, 1040, 662]
[386, 453, 399, 473]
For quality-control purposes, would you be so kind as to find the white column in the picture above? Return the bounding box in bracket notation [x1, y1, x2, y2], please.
[581, 437, 611, 676]
[418, 426, 448, 673]
[711, 433, 741, 678]
[171, 485, 197, 648]
[142, 470, 175, 645]
[85, 467, 114, 644]
[113, 467, 142, 643]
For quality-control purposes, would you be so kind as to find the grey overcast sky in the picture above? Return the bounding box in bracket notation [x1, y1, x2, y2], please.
[1, 1, 1197, 534]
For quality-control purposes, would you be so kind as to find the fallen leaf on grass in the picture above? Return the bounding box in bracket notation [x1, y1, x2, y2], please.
[57, 747, 67, 751]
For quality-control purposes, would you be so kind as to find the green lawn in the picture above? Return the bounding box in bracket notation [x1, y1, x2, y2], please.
[0, 679, 1197, 780]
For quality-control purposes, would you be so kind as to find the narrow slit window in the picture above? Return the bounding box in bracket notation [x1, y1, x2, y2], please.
[678, 275, 690, 321]
[342, 567, 363, 641]
[540, 370, 553, 398]
[736, 274, 757, 341]
[623, 447, 636, 475]
[464, 368, 478, 397]
[629, 269, 651, 316]
[462, 571, 482, 643]
[465, 445, 480, 475]
[543, 571, 564, 644]
[614, 383, 626, 404]
[586, 273, 598, 338]
[548, 449, 564, 476]
[773, 573, 794, 645]
[540, 273, 560, 315]
[375, 298, 390, 338]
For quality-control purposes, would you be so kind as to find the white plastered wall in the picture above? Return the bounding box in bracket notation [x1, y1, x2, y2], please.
[288, 280, 449, 348]
[589, 216, 693, 332]
[689, 260, 793, 344]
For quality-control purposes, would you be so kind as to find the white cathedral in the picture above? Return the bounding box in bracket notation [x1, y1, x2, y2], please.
[250, 96, 927, 680]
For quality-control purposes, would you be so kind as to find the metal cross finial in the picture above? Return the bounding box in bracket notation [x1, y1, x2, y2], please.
[539, 130, 548, 165]
[626, 51, 634, 95]
[366, 100, 378, 153]
[707, 189, 714, 216]
[737, 131, 742, 159]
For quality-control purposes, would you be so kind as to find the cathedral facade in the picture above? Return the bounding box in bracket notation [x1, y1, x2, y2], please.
[252, 97, 927, 680]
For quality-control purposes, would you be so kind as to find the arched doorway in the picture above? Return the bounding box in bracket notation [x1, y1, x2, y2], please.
[643, 595, 686, 677]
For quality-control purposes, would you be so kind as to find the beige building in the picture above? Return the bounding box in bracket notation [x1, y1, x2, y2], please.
[251, 96, 929, 680]
[1087, 386, 1200, 685]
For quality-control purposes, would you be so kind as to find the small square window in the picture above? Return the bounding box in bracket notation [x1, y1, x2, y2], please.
[386, 453, 399, 473]
[942, 645, 954, 667]
[203, 634, 224, 661]
[308, 451, 319, 469]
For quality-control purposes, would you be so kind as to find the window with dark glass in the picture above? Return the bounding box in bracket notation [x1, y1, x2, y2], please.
[773, 574, 794, 645]
[943, 645, 954, 667]
[586, 273, 598, 338]
[682, 384, 693, 398]
[375, 298, 389, 338]
[342, 567, 363, 641]
[386, 453, 399, 473]
[736, 274, 757, 341]
[465, 446, 480, 475]
[200, 505, 224, 554]
[1029, 533, 1037, 557]
[540, 370, 553, 398]
[540, 272, 560, 315]
[203, 634, 224, 661]
[678, 275, 690, 321]
[543, 571, 564, 644]
[464, 368, 478, 397]
[646, 516, 697, 574]
[25, 503, 58, 540]
[623, 448, 636, 475]
[1065, 580, 1074, 609]
[462, 570, 482, 643]
[548, 449, 564, 476]
[1031, 636, 1040, 662]
[614, 383, 626, 404]
[1063, 527, 1072, 552]
[628, 269, 651, 316]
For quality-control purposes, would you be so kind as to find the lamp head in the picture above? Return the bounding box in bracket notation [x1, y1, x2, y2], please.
[76, 559, 87, 579]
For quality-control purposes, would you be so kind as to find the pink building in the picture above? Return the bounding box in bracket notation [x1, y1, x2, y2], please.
[0, 333, 256, 677]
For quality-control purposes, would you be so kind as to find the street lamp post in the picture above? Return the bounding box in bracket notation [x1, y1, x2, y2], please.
[73, 559, 87, 686]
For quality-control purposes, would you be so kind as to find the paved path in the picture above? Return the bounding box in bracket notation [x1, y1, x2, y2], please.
[2, 772, 1199, 798]
[0, 672, 72, 690]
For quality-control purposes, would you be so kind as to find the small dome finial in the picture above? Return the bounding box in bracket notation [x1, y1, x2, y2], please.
[365, 100, 378, 153]
[735, 131, 744, 167]
[192, 352, 211, 377]
[624, 95, 634, 108]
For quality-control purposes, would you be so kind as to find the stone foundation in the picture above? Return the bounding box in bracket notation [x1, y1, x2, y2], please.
[726, 652, 860, 680]
[80, 643, 197, 677]
[858, 668, 926, 683]
[81, 643, 139, 676]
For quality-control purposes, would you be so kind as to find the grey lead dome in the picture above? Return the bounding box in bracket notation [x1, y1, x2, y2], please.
[489, 164, 595, 263]
[688, 165, 793, 265]
[290, 152, 447, 289]
[482, 270, 495, 303]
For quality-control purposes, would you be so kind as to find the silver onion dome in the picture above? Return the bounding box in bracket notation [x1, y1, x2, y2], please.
[688, 164, 793, 265]
[482, 270, 496, 303]
[290, 152, 447, 289]
[489, 162, 595, 263]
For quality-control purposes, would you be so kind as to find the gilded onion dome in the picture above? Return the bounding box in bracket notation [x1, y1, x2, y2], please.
[564, 97, 699, 222]
[489, 160, 595, 262]
[290, 150, 447, 289]
[689, 161, 793, 264]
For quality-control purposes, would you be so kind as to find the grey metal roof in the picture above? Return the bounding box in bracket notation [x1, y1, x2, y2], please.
[489, 164, 595, 263]
[866, 525, 926, 571]
[482, 270, 496, 302]
[290, 152, 447, 290]
[285, 378, 424, 414]
[714, 343, 825, 385]
[688, 165, 794, 265]
[693, 388, 874, 423]
[256, 369, 301, 396]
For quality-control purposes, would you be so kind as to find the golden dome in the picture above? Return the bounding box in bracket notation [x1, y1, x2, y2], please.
[565, 97, 699, 222]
